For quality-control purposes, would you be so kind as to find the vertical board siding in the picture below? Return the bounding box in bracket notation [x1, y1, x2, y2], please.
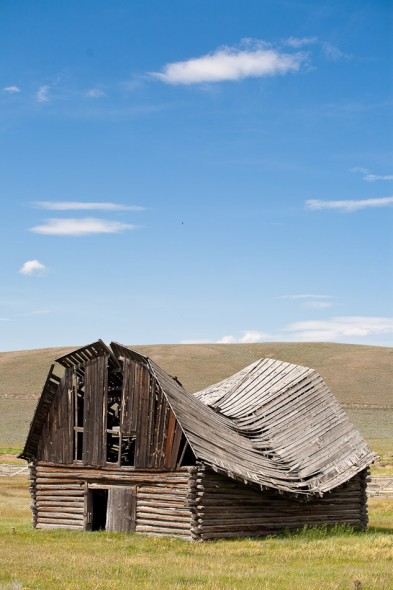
[106, 487, 137, 533]
[83, 356, 108, 467]
[37, 369, 73, 464]
[134, 363, 151, 468]
[194, 467, 369, 540]
[120, 358, 183, 470]
[120, 358, 137, 435]
[20, 365, 61, 462]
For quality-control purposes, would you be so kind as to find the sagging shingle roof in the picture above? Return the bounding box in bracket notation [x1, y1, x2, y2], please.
[192, 358, 377, 494]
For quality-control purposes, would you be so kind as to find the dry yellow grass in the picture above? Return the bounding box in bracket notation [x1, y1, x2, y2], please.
[0, 477, 392, 590]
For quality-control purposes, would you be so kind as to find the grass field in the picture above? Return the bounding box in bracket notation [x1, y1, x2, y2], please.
[0, 476, 392, 590]
[1, 343, 392, 589]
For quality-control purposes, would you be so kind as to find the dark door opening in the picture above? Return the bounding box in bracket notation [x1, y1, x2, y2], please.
[86, 486, 136, 533]
[90, 489, 108, 531]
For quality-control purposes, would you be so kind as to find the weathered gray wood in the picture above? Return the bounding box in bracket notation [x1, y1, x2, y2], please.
[83, 356, 108, 467]
[106, 486, 136, 533]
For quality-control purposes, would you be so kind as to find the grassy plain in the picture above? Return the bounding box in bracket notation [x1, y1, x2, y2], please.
[0, 476, 392, 590]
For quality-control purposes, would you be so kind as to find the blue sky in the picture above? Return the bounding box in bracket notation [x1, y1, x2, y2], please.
[1, 0, 392, 351]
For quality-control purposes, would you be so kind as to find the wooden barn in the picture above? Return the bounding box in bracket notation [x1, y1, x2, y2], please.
[20, 340, 376, 540]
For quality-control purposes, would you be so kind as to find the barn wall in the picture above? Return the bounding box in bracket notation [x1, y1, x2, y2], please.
[35, 358, 183, 470]
[28, 462, 368, 540]
[194, 467, 369, 540]
[29, 463, 198, 539]
[121, 358, 183, 469]
[37, 369, 73, 464]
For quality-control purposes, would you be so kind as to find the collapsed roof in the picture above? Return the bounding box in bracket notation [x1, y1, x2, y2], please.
[21, 340, 376, 496]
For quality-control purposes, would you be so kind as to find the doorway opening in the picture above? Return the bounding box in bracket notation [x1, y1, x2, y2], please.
[90, 489, 108, 531]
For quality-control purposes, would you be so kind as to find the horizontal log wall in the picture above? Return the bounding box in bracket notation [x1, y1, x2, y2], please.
[30, 462, 197, 538]
[28, 462, 368, 540]
[136, 477, 196, 540]
[194, 467, 369, 540]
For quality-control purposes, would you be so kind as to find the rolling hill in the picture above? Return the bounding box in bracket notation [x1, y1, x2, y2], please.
[1, 342, 392, 452]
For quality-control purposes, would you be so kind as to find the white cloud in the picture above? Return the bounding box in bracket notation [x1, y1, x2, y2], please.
[0, 317, 10, 321]
[32, 201, 145, 211]
[303, 301, 333, 310]
[284, 316, 393, 341]
[86, 88, 105, 98]
[3, 85, 21, 93]
[180, 339, 213, 344]
[217, 330, 269, 344]
[216, 335, 237, 344]
[239, 330, 269, 343]
[19, 260, 47, 276]
[280, 294, 333, 300]
[36, 85, 50, 103]
[151, 41, 306, 85]
[30, 218, 135, 236]
[19, 309, 50, 317]
[351, 167, 393, 182]
[306, 196, 393, 212]
[321, 42, 352, 61]
[281, 295, 334, 310]
[364, 174, 393, 182]
[285, 36, 317, 48]
[182, 330, 269, 345]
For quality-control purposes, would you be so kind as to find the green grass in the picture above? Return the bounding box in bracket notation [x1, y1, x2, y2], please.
[0, 477, 392, 590]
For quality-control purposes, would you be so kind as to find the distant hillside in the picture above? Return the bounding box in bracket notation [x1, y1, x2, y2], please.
[1, 341, 392, 407]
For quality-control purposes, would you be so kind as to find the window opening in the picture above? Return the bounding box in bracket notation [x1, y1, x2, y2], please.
[106, 386, 122, 464]
[74, 375, 84, 462]
[176, 434, 196, 467]
[120, 436, 136, 466]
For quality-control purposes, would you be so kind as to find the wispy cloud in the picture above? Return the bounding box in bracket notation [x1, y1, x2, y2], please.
[181, 330, 269, 345]
[30, 218, 135, 236]
[19, 260, 47, 276]
[351, 167, 393, 182]
[304, 301, 333, 309]
[283, 316, 393, 341]
[321, 42, 352, 62]
[217, 330, 269, 344]
[280, 294, 333, 300]
[306, 196, 393, 212]
[32, 201, 145, 211]
[182, 316, 393, 346]
[18, 309, 50, 317]
[0, 317, 11, 321]
[86, 88, 105, 98]
[180, 339, 213, 344]
[36, 85, 50, 103]
[280, 294, 333, 310]
[151, 40, 306, 85]
[284, 36, 317, 48]
[3, 85, 21, 93]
